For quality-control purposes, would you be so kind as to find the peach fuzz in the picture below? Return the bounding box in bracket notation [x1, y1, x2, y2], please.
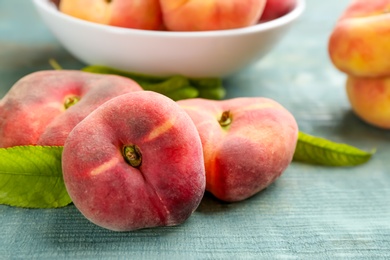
[59, 0, 164, 30]
[159, 0, 267, 31]
[178, 97, 298, 202]
[346, 75, 390, 129]
[62, 91, 205, 231]
[328, 0, 390, 78]
[0, 70, 142, 147]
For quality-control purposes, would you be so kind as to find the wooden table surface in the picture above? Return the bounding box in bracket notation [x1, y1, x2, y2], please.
[1, 0, 390, 259]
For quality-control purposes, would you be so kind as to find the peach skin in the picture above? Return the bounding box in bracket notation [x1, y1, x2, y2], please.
[59, 0, 164, 30]
[62, 91, 205, 231]
[328, 0, 390, 78]
[346, 75, 390, 129]
[160, 0, 267, 31]
[0, 70, 142, 147]
[178, 97, 298, 202]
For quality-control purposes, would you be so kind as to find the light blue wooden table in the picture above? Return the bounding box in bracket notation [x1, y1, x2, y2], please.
[1, 1, 390, 259]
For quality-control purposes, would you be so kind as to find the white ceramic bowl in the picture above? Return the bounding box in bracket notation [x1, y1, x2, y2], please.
[33, 0, 305, 78]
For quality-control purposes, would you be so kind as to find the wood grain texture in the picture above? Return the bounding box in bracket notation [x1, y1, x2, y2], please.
[1, 0, 390, 259]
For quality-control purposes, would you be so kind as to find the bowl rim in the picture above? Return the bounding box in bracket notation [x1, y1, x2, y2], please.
[33, 0, 305, 38]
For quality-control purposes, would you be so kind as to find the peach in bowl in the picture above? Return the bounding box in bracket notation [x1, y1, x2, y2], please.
[32, 0, 305, 78]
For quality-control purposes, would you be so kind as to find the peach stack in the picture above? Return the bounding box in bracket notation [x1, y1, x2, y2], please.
[58, 0, 267, 31]
[328, 0, 390, 129]
[57, 0, 297, 31]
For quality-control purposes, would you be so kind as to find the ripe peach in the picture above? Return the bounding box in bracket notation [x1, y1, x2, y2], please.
[62, 91, 205, 231]
[260, 0, 297, 22]
[159, 0, 267, 31]
[346, 75, 390, 129]
[59, 0, 164, 30]
[328, 0, 390, 77]
[178, 97, 298, 202]
[0, 70, 142, 147]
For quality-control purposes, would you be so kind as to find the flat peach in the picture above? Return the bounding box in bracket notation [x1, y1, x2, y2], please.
[346, 75, 390, 129]
[62, 91, 206, 231]
[178, 97, 298, 202]
[0, 70, 142, 147]
[160, 0, 267, 31]
[59, 0, 164, 30]
[328, 0, 390, 77]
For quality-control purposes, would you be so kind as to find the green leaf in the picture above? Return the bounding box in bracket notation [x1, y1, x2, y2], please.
[141, 75, 190, 94]
[82, 65, 166, 84]
[197, 86, 226, 100]
[293, 131, 375, 166]
[81, 65, 226, 100]
[0, 146, 71, 208]
[166, 86, 199, 101]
